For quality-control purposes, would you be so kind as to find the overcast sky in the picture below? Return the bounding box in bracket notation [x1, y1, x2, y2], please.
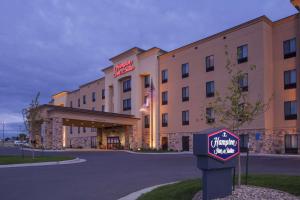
[0, 0, 297, 124]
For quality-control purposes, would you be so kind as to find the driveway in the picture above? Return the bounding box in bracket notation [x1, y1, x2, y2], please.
[0, 147, 299, 200]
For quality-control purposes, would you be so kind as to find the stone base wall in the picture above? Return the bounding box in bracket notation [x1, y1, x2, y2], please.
[164, 128, 299, 154]
[68, 136, 92, 149]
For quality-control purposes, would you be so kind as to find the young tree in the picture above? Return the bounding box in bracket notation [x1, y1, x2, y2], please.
[22, 92, 42, 159]
[206, 46, 271, 186]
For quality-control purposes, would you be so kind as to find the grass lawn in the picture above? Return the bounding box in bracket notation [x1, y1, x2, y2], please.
[138, 175, 300, 200]
[0, 155, 74, 165]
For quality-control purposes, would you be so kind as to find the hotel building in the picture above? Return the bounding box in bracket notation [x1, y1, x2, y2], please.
[35, 13, 299, 154]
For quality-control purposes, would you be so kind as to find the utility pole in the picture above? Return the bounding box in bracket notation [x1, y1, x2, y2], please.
[2, 121, 4, 146]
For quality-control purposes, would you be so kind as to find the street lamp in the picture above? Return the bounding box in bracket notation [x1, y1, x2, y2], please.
[2, 121, 4, 146]
[291, 0, 300, 11]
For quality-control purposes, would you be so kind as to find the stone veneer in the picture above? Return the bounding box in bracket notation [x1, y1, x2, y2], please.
[166, 129, 299, 154]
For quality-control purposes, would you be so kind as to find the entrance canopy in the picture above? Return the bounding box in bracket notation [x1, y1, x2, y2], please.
[34, 104, 139, 149]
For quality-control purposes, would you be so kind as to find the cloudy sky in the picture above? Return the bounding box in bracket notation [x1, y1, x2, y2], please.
[0, 0, 297, 125]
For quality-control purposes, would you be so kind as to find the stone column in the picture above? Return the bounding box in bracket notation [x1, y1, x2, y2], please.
[43, 119, 53, 149]
[52, 117, 64, 150]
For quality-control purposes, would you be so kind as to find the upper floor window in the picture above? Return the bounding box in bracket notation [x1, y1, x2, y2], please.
[123, 79, 131, 92]
[77, 99, 80, 107]
[283, 38, 296, 59]
[123, 98, 131, 111]
[206, 81, 215, 97]
[162, 69, 168, 83]
[238, 73, 248, 92]
[83, 127, 86, 133]
[162, 113, 168, 127]
[70, 101, 73, 108]
[144, 75, 150, 88]
[101, 89, 105, 99]
[70, 126, 73, 134]
[284, 100, 297, 120]
[83, 95, 86, 104]
[237, 44, 248, 64]
[182, 63, 189, 78]
[182, 110, 189, 125]
[206, 107, 215, 124]
[144, 115, 150, 128]
[206, 55, 214, 72]
[162, 91, 168, 105]
[284, 69, 297, 89]
[92, 92, 96, 102]
[182, 86, 189, 102]
[78, 127, 81, 134]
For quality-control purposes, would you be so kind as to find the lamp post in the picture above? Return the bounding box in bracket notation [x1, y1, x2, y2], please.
[291, 0, 300, 11]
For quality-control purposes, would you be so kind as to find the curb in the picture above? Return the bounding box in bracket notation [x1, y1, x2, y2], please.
[0, 157, 86, 169]
[123, 150, 192, 155]
[118, 181, 178, 200]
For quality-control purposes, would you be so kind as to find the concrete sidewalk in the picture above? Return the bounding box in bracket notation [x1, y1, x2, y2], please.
[0, 157, 86, 169]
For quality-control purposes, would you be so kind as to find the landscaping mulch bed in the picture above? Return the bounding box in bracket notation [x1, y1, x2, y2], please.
[193, 185, 300, 200]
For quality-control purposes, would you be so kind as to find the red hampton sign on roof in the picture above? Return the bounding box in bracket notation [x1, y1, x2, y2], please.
[113, 60, 135, 78]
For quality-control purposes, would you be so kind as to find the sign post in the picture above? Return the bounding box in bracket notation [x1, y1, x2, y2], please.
[193, 128, 240, 200]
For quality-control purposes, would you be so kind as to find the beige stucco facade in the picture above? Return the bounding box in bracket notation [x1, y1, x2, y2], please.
[42, 13, 300, 153]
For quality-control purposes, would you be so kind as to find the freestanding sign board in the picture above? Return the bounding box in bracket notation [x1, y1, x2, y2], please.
[193, 128, 239, 200]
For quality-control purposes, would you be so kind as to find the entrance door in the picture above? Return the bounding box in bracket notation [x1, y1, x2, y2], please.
[91, 136, 97, 148]
[162, 137, 168, 150]
[107, 136, 120, 149]
[182, 136, 189, 151]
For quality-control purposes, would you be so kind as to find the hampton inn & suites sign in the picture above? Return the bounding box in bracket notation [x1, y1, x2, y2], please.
[113, 60, 135, 78]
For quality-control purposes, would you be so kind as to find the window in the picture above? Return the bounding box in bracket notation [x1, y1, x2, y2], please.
[181, 63, 189, 78]
[240, 134, 249, 152]
[123, 79, 131, 92]
[237, 44, 248, 64]
[92, 92, 96, 102]
[206, 107, 215, 124]
[123, 98, 131, 111]
[283, 38, 296, 59]
[144, 75, 150, 88]
[182, 86, 189, 102]
[144, 115, 150, 128]
[101, 105, 105, 112]
[238, 73, 248, 92]
[162, 113, 168, 127]
[83, 95, 86, 104]
[206, 55, 214, 72]
[284, 101, 297, 120]
[70, 126, 73, 134]
[206, 81, 215, 97]
[285, 134, 299, 154]
[91, 128, 97, 132]
[162, 91, 168, 105]
[182, 110, 189, 125]
[102, 89, 105, 99]
[284, 69, 296, 89]
[92, 107, 95, 111]
[70, 101, 73, 108]
[83, 127, 86, 133]
[78, 127, 80, 134]
[77, 99, 80, 107]
[162, 69, 168, 83]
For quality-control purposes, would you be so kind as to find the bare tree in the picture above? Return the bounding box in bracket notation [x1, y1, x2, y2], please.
[22, 92, 42, 159]
[207, 46, 272, 186]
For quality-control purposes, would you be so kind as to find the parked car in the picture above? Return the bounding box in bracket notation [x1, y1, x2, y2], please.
[14, 140, 22, 146]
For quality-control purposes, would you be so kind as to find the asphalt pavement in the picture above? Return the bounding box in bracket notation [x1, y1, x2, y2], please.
[0, 147, 299, 200]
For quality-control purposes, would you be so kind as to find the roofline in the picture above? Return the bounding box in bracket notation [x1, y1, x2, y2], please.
[79, 77, 105, 88]
[137, 47, 167, 56]
[51, 91, 69, 97]
[109, 47, 145, 62]
[39, 104, 139, 119]
[102, 65, 113, 72]
[159, 15, 272, 58]
[273, 13, 299, 24]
